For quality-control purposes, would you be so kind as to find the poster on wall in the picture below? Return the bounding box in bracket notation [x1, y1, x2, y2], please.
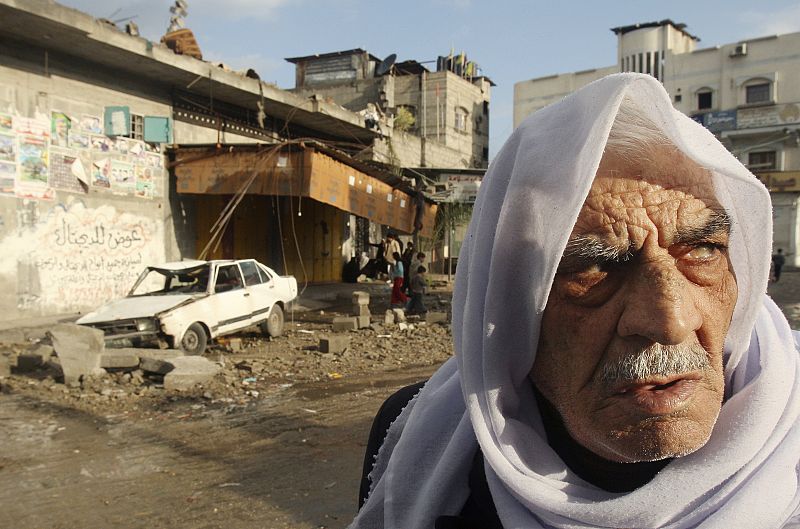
[92, 158, 111, 188]
[0, 162, 15, 195]
[110, 159, 134, 193]
[135, 164, 154, 199]
[0, 114, 12, 133]
[17, 134, 48, 184]
[50, 148, 86, 194]
[51, 111, 71, 147]
[0, 133, 14, 163]
[80, 114, 103, 134]
[90, 135, 112, 152]
[68, 131, 90, 149]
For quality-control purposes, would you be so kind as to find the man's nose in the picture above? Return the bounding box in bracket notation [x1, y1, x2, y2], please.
[616, 259, 702, 344]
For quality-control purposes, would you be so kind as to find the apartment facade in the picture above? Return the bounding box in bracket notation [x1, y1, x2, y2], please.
[514, 20, 800, 264]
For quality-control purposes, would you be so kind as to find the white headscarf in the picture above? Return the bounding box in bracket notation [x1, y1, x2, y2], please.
[352, 73, 800, 529]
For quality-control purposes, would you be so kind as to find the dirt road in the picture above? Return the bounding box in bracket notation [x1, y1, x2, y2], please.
[1, 360, 441, 529]
[0, 283, 453, 529]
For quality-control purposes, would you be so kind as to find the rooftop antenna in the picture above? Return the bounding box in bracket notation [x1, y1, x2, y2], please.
[375, 53, 397, 76]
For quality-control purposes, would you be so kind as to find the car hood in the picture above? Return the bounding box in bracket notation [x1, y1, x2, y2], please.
[77, 294, 201, 324]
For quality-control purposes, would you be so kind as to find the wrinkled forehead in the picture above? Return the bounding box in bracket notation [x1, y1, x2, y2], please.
[593, 146, 718, 202]
[572, 146, 726, 241]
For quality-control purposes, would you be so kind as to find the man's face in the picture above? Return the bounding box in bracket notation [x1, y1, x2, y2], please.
[530, 147, 738, 463]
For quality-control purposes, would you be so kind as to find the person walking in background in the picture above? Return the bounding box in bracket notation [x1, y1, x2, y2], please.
[773, 248, 787, 282]
[410, 252, 426, 285]
[402, 242, 414, 294]
[389, 252, 408, 307]
[406, 265, 428, 315]
[384, 232, 402, 277]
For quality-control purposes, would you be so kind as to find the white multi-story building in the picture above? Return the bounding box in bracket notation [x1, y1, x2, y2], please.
[514, 20, 800, 264]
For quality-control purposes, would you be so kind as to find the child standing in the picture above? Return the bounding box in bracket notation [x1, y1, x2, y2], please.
[406, 265, 427, 315]
[389, 251, 408, 307]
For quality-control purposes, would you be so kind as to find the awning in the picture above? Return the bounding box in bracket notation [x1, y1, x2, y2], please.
[172, 145, 437, 237]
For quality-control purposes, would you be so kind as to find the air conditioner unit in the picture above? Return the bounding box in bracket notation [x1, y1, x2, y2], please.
[730, 43, 747, 57]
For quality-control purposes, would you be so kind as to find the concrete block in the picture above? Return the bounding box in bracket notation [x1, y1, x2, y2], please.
[227, 338, 243, 352]
[100, 350, 140, 369]
[163, 356, 222, 391]
[332, 316, 358, 332]
[352, 291, 370, 306]
[425, 312, 448, 324]
[353, 304, 371, 317]
[392, 308, 406, 323]
[356, 315, 371, 329]
[384, 310, 395, 325]
[137, 349, 184, 362]
[49, 324, 105, 385]
[0, 355, 10, 377]
[0, 329, 27, 345]
[398, 322, 409, 331]
[319, 334, 350, 354]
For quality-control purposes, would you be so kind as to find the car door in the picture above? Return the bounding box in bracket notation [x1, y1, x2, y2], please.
[239, 260, 279, 323]
[209, 263, 253, 335]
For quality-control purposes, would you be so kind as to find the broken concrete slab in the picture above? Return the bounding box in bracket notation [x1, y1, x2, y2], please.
[398, 322, 409, 331]
[0, 354, 10, 377]
[356, 315, 371, 329]
[163, 356, 222, 391]
[353, 304, 371, 317]
[425, 312, 448, 324]
[227, 338, 243, 352]
[137, 349, 184, 362]
[319, 334, 350, 354]
[99, 350, 140, 369]
[0, 329, 27, 345]
[391, 308, 406, 323]
[332, 316, 358, 332]
[352, 291, 370, 306]
[49, 324, 106, 386]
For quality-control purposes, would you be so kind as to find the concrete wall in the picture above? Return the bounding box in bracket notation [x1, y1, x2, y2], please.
[0, 43, 179, 319]
[514, 66, 616, 127]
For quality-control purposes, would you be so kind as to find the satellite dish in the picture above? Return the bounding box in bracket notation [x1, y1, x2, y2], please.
[376, 53, 397, 76]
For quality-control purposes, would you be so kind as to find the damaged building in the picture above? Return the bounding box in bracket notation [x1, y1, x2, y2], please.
[0, 0, 438, 320]
[287, 49, 493, 170]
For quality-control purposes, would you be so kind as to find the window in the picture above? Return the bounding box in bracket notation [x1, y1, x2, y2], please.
[748, 151, 776, 171]
[454, 107, 469, 132]
[214, 264, 244, 293]
[697, 90, 713, 110]
[239, 261, 262, 286]
[745, 82, 770, 104]
[674, 94, 682, 103]
[126, 113, 144, 141]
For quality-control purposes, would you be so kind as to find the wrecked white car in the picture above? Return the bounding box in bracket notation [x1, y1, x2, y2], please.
[77, 259, 298, 355]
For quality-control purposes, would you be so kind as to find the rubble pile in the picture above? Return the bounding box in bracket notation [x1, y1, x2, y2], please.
[0, 300, 454, 413]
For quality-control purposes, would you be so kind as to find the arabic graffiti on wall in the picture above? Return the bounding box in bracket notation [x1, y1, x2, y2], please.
[2, 200, 165, 313]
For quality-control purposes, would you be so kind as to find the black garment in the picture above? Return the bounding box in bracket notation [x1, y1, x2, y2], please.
[358, 383, 670, 527]
[358, 381, 503, 528]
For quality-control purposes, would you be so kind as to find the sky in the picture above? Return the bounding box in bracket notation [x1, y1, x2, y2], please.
[60, 0, 800, 158]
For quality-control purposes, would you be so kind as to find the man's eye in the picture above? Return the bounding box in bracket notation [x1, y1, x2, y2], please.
[685, 243, 721, 260]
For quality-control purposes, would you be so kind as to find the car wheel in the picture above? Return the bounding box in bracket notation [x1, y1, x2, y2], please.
[180, 322, 208, 355]
[260, 304, 284, 337]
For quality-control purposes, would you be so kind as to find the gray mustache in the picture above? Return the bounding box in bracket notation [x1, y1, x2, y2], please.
[599, 342, 710, 385]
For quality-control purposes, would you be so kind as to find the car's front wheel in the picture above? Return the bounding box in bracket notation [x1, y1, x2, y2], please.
[180, 322, 208, 355]
[260, 304, 284, 337]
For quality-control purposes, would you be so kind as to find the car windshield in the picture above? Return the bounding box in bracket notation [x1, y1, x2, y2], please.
[129, 264, 211, 296]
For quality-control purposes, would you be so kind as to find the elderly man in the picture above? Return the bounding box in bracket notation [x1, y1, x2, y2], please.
[353, 74, 800, 528]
